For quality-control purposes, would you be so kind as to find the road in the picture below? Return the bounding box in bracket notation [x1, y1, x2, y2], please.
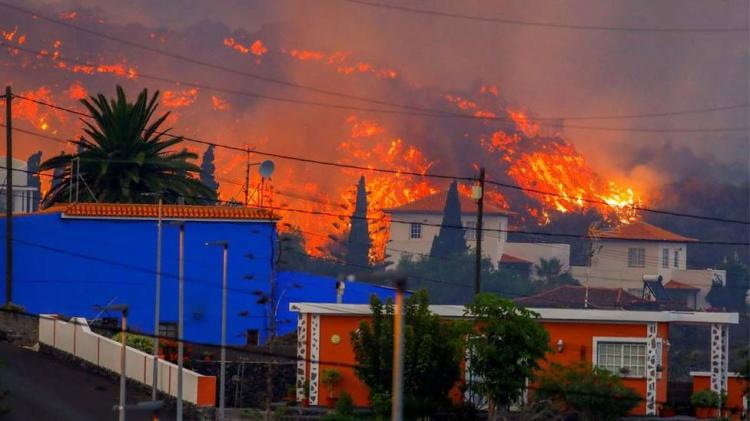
[0, 342, 177, 420]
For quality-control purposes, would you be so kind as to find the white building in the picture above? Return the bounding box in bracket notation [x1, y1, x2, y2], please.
[0, 157, 39, 213]
[384, 190, 513, 267]
[570, 221, 724, 310]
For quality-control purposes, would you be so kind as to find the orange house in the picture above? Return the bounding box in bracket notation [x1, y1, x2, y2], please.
[290, 303, 738, 416]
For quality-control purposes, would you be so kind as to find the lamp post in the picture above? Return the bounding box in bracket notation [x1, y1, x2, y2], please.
[94, 304, 129, 421]
[175, 222, 185, 421]
[205, 240, 229, 421]
[142, 193, 164, 401]
[391, 276, 407, 421]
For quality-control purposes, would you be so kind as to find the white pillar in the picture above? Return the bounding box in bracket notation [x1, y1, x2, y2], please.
[710, 323, 729, 395]
[645, 322, 658, 415]
[296, 314, 308, 402]
[309, 314, 320, 405]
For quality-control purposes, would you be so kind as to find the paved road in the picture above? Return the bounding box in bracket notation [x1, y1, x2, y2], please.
[0, 342, 177, 420]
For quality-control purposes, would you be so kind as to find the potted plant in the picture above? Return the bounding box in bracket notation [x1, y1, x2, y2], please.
[691, 389, 720, 419]
[286, 385, 297, 405]
[660, 403, 676, 417]
[302, 380, 310, 407]
[322, 369, 343, 403]
[619, 367, 631, 376]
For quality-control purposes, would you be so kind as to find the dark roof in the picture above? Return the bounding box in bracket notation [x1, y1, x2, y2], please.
[514, 285, 655, 310]
[39, 202, 278, 221]
[384, 190, 513, 216]
[597, 221, 697, 242]
[665, 280, 701, 291]
[500, 254, 532, 264]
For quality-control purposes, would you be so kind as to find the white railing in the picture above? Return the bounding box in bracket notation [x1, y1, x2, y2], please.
[38, 315, 216, 406]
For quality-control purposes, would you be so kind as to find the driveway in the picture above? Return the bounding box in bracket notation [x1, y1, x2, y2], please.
[0, 342, 177, 420]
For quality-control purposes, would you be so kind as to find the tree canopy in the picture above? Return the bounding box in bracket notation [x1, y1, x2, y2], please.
[533, 257, 580, 292]
[464, 294, 550, 414]
[199, 144, 219, 199]
[346, 176, 371, 268]
[430, 181, 467, 259]
[40, 86, 216, 206]
[351, 290, 466, 418]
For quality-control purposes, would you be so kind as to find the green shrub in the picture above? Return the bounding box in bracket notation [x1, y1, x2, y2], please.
[537, 362, 641, 421]
[691, 389, 720, 408]
[335, 391, 354, 416]
[110, 332, 153, 354]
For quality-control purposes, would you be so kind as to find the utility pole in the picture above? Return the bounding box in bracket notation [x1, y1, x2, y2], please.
[205, 240, 229, 421]
[473, 168, 485, 296]
[5, 85, 12, 306]
[391, 277, 407, 421]
[244, 149, 250, 206]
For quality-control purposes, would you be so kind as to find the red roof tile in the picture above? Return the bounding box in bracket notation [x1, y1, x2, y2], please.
[514, 285, 653, 310]
[41, 202, 278, 221]
[500, 254, 532, 264]
[665, 280, 701, 291]
[596, 221, 697, 242]
[384, 190, 513, 216]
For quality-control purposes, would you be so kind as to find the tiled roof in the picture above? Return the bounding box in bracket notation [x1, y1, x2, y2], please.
[665, 280, 701, 291]
[500, 254, 532, 264]
[41, 202, 278, 221]
[514, 285, 654, 310]
[384, 190, 514, 216]
[596, 221, 697, 242]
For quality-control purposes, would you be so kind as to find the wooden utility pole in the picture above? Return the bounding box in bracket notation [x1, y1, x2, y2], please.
[5, 85, 12, 305]
[473, 168, 485, 296]
[244, 149, 250, 206]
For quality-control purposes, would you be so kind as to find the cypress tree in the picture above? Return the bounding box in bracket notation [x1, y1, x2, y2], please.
[346, 176, 371, 268]
[26, 151, 42, 210]
[199, 145, 219, 197]
[430, 180, 467, 259]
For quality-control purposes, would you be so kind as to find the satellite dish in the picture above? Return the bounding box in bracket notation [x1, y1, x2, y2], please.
[258, 160, 275, 178]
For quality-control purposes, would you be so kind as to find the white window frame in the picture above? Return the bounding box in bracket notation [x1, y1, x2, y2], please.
[592, 337, 648, 379]
[409, 223, 422, 239]
[662, 248, 669, 269]
[628, 248, 646, 268]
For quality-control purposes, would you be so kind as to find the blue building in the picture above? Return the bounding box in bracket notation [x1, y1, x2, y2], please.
[0, 203, 400, 345]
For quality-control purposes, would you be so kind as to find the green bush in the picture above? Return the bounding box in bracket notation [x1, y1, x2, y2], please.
[335, 391, 355, 416]
[691, 389, 720, 408]
[110, 332, 153, 354]
[537, 362, 641, 421]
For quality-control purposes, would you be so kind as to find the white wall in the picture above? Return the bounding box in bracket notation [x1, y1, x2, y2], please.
[503, 242, 570, 276]
[38, 315, 215, 406]
[386, 212, 507, 267]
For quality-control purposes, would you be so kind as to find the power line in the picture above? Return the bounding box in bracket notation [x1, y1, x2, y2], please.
[4, 103, 749, 226]
[3, 38, 750, 132]
[342, 0, 749, 33]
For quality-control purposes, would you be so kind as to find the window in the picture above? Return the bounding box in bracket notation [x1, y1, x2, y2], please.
[596, 341, 646, 377]
[627, 248, 645, 268]
[409, 223, 422, 239]
[246, 329, 260, 346]
[159, 322, 177, 339]
[662, 248, 669, 269]
[673, 250, 680, 268]
[465, 221, 476, 240]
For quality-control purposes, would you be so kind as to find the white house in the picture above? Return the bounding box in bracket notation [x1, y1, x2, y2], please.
[570, 221, 724, 309]
[0, 157, 39, 213]
[383, 190, 514, 267]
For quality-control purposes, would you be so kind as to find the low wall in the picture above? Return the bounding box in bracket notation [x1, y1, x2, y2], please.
[690, 371, 748, 420]
[38, 315, 216, 406]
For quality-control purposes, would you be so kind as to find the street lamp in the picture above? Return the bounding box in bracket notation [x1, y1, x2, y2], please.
[205, 240, 229, 421]
[94, 304, 129, 421]
[142, 192, 164, 401]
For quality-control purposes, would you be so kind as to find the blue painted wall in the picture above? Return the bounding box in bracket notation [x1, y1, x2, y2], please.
[0, 212, 276, 345]
[0, 213, 402, 345]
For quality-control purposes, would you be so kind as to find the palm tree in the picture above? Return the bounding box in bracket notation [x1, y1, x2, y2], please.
[40, 86, 217, 207]
[534, 257, 579, 291]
